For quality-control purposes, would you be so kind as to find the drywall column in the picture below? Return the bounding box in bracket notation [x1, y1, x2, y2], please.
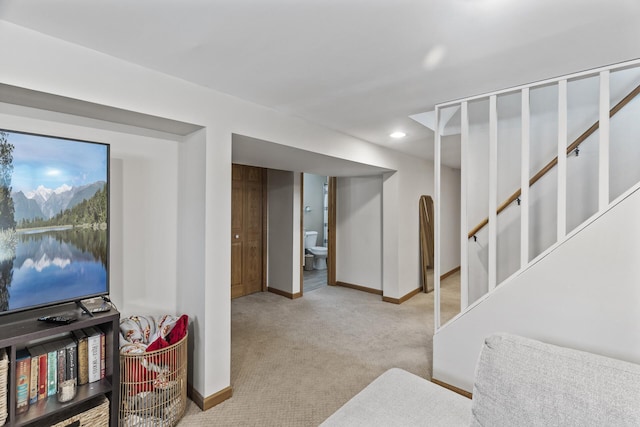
[177, 129, 207, 394]
[382, 172, 400, 299]
[204, 127, 232, 400]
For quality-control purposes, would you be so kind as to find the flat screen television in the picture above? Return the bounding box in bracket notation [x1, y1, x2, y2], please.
[0, 129, 109, 316]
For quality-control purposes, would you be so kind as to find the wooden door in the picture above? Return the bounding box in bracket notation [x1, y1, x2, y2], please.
[231, 164, 265, 299]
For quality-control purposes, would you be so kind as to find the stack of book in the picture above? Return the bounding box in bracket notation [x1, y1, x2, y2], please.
[15, 327, 105, 414]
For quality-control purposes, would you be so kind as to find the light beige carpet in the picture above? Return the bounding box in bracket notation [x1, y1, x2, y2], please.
[178, 272, 460, 426]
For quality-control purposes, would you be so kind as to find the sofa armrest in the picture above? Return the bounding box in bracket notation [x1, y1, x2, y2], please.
[321, 368, 470, 426]
[471, 333, 640, 426]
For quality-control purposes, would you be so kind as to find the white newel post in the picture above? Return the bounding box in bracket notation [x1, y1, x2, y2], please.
[520, 88, 530, 268]
[460, 101, 469, 310]
[599, 70, 610, 211]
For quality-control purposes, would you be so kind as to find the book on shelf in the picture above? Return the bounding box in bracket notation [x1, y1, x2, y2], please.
[24, 336, 81, 405]
[72, 329, 89, 385]
[25, 345, 40, 405]
[56, 343, 66, 392]
[27, 344, 49, 400]
[84, 327, 102, 383]
[99, 329, 106, 379]
[15, 349, 31, 414]
[65, 337, 78, 384]
[43, 341, 58, 397]
[36, 346, 48, 400]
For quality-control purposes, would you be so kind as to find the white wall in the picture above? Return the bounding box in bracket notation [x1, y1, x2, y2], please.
[433, 183, 640, 392]
[267, 170, 295, 294]
[396, 163, 436, 297]
[334, 169, 459, 294]
[336, 175, 382, 290]
[440, 166, 461, 275]
[0, 21, 437, 399]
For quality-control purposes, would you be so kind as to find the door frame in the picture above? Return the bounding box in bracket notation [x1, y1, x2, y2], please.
[327, 177, 336, 285]
[299, 173, 304, 296]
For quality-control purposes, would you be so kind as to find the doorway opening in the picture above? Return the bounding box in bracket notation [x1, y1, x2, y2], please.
[301, 173, 335, 294]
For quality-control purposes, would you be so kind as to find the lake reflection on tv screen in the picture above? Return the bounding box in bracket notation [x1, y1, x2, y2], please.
[7, 228, 107, 310]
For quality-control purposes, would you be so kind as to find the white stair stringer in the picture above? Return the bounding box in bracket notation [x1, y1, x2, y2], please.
[433, 182, 640, 393]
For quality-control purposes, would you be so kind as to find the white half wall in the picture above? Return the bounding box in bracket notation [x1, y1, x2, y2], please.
[433, 184, 640, 392]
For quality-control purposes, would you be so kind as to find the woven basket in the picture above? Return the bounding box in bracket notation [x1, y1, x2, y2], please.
[119, 333, 187, 427]
[50, 395, 109, 427]
[0, 348, 7, 427]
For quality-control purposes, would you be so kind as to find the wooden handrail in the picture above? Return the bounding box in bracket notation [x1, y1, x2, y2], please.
[468, 83, 640, 239]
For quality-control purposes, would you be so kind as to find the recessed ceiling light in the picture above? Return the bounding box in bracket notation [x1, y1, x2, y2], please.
[390, 131, 406, 139]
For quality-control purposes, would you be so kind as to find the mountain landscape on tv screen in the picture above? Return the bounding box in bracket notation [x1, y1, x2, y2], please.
[12, 181, 106, 224]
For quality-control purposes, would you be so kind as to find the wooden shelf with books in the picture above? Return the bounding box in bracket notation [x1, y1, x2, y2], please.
[0, 302, 119, 427]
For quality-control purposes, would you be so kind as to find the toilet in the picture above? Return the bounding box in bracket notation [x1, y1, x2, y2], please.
[304, 231, 328, 270]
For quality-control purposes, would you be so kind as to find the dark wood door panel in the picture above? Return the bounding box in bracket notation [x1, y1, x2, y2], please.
[231, 242, 243, 286]
[231, 164, 265, 299]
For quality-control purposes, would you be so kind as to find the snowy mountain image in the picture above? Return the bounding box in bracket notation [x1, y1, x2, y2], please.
[12, 181, 106, 222]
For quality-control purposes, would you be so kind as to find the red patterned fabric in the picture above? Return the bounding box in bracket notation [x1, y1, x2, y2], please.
[146, 314, 188, 350]
[167, 314, 188, 345]
[119, 314, 189, 395]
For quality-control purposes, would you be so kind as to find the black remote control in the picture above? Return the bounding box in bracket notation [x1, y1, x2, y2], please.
[37, 315, 78, 325]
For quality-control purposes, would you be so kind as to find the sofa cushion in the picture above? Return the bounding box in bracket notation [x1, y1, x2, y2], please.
[471, 333, 640, 427]
[320, 368, 471, 426]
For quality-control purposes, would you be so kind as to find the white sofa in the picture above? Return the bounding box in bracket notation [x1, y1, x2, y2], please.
[321, 333, 640, 426]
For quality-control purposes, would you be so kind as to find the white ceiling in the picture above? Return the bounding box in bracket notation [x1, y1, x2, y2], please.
[1, 0, 640, 169]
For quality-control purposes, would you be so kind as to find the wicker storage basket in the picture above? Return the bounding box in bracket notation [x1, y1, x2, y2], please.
[0, 349, 7, 427]
[119, 333, 187, 427]
[50, 395, 110, 427]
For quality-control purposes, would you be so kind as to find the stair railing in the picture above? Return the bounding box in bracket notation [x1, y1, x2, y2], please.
[467, 83, 640, 240]
[431, 58, 640, 330]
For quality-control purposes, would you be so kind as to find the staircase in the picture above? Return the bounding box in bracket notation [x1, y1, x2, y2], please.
[428, 59, 640, 392]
